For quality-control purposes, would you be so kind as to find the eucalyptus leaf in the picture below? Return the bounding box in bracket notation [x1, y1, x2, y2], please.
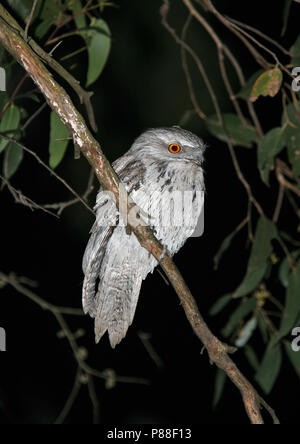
[244, 345, 260, 372]
[205, 114, 257, 148]
[0, 104, 20, 153]
[284, 342, 300, 378]
[49, 112, 70, 169]
[238, 69, 264, 100]
[3, 142, 23, 178]
[279, 251, 300, 288]
[72, 0, 86, 30]
[209, 294, 232, 316]
[6, 0, 42, 23]
[271, 263, 300, 346]
[214, 227, 244, 270]
[282, 102, 300, 176]
[250, 68, 283, 102]
[222, 298, 257, 338]
[35, 0, 61, 39]
[84, 18, 111, 87]
[291, 34, 300, 67]
[255, 343, 282, 394]
[257, 127, 286, 185]
[212, 369, 227, 409]
[233, 217, 277, 298]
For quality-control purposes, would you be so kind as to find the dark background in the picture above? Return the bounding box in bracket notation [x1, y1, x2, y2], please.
[0, 0, 299, 424]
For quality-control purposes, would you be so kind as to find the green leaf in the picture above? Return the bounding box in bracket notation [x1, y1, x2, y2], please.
[250, 68, 283, 102]
[35, 0, 61, 39]
[222, 298, 257, 338]
[209, 294, 232, 316]
[0, 104, 21, 153]
[214, 226, 245, 270]
[271, 263, 300, 346]
[255, 343, 282, 394]
[6, 0, 42, 23]
[212, 369, 227, 409]
[244, 345, 260, 371]
[282, 102, 300, 176]
[3, 142, 23, 178]
[257, 127, 286, 185]
[257, 311, 269, 344]
[281, 0, 293, 37]
[233, 217, 277, 298]
[49, 112, 70, 168]
[84, 18, 111, 87]
[72, 0, 86, 30]
[205, 114, 257, 148]
[284, 341, 300, 378]
[291, 34, 300, 67]
[279, 251, 300, 288]
[238, 69, 264, 100]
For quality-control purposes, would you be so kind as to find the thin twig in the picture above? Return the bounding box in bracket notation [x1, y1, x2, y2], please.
[180, 14, 206, 120]
[24, 0, 39, 40]
[54, 368, 82, 424]
[0, 135, 94, 215]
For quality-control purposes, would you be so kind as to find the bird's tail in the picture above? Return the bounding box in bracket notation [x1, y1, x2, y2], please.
[93, 227, 152, 348]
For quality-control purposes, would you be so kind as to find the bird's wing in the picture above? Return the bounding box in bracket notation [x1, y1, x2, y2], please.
[82, 154, 146, 322]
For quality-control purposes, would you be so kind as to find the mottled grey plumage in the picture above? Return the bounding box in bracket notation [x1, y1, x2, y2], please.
[82, 126, 205, 347]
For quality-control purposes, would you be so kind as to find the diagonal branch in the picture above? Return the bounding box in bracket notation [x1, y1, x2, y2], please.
[0, 4, 279, 424]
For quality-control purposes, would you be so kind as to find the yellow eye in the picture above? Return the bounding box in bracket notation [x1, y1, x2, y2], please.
[169, 143, 181, 154]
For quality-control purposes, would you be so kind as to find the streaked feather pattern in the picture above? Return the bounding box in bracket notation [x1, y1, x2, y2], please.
[82, 127, 205, 347]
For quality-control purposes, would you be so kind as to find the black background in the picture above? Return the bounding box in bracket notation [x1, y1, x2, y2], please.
[0, 0, 299, 424]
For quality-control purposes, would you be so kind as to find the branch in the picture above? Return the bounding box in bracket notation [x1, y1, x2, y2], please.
[0, 4, 279, 424]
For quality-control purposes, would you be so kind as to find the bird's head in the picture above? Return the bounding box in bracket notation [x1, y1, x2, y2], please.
[128, 126, 206, 167]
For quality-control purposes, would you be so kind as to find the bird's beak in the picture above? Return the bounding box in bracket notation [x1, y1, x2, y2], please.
[192, 159, 202, 167]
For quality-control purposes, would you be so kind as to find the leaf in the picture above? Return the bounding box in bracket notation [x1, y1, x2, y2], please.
[49, 112, 70, 168]
[35, 0, 61, 39]
[72, 0, 87, 30]
[282, 102, 300, 176]
[271, 263, 300, 346]
[205, 114, 257, 148]
[291, 34, 300, 67]
[222, 298, 257, 338]
[284, 341, 300, 378]
[257, 311, 269, 344]
[255, 343, 282, 394]
[3, 142, 23, 178]
[212, 369, 227, 409]
[281, 0, 293, 36]
[244, 345, 260, 371]
[279, 251, 300, 288]
[250, 68, 283, 102]
[0, 104, 21, 153]
[233, 217, 277, 298]
[84, 18, 111, 87]
[209, 294, 232, 316]
[214, 227, 243, 270]
[257, 127, 286, 185]
[6, 0, 42, 23]
[238, 69, 264, 100]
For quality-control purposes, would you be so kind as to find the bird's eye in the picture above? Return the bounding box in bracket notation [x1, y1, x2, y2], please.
[168, 143, 181, 154]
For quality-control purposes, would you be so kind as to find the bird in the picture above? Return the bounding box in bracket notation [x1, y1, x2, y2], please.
[82, 126, 206, 348]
